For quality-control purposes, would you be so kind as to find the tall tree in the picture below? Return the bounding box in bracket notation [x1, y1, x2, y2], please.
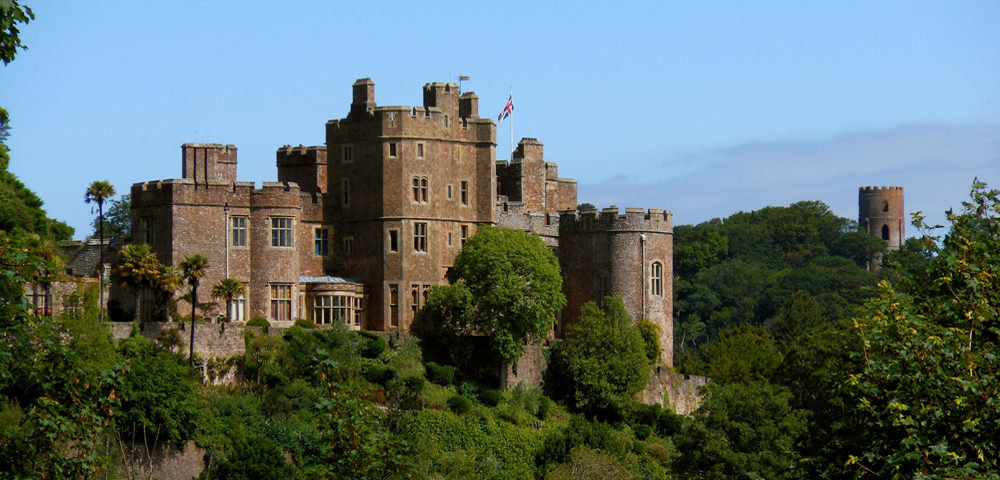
[423, 225, 565, 366]
[85, 180, 115, 320]
[90, 193, 130, 244]
[211, 277, 244, 323]
[180, 254, 209, 366]
[0, 0, 33, 65]
[115, 243, 162, 322]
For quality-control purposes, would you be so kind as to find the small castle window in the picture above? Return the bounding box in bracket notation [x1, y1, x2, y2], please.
[389, 285, 399, 327]
[460, 181, 469, 206]
[412, 176, 428, 203]
[444, 115, 449, 128]
[389, 142, 397, 157]
[460, 225, 469, 247]
[882, 200, 889, 212]
[231, 216, 247, 247]
[417, 143, 425, 158]
[388, 229, 399, 253]
[411, 285, 420, 320]
[413, 222, 428, 252]
[343, 237, 353, 256]
[881, 224, 890, 241]
[597, 274, 609, 304]
[342, 145, 353, 163]
[269, 284, 292, 322]
[342, 179, 351, 206]
[314, 228, 329, 256]
[650, 261, 663, 297]
[140, 216, 154, 246]
[447, 184, 453, 199]
[270, 217, 293, 247]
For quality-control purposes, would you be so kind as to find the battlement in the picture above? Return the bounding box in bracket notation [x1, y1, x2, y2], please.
[277, 144, 327, 161]
[560, 206, 673, 234]
[182, 143, 238, 185]
[859, 186, 903, 193]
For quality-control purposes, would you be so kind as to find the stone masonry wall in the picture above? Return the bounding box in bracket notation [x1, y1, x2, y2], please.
[641, 368, 708, 416]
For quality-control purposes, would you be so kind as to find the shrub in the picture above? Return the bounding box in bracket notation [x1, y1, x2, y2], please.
[389, 375, 425, 411]
[156, 326, 183, 352]
[293, 318, 315, 329]
[644, 441, 671, 465]
[478, 388, 501, 406]
[447, 395, 473, 414]
[634, 424, 653, 440]
[509, 382, 541, 416]
[425, 361, 455, 386]
[356, 331, 387, 358]
[637, 319, 662, 365]
[246, 317, 270, 332]
[364, 364, 397, 386]
[537, 396, 553, 420]
[457, 381, 479, 400]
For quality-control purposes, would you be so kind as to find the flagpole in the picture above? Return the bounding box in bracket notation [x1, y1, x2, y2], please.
[509, 86, 514, 156]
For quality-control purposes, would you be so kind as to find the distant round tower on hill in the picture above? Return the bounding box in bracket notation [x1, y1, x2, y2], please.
[858, 186, 904, 250]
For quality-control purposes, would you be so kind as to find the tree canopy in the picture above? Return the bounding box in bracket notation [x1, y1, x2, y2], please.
[424, 225, 565, 365]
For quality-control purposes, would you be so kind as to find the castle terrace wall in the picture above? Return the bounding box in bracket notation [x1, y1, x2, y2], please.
[108, 321, 247, 359]
[117, 440, 206, 480]
[641, 368, 707, 416]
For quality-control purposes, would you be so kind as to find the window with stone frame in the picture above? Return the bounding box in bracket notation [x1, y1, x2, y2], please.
[597, 274, 609, 305]
[342, 178, 351, 206]
[342, 144, 353, 163]
[413, 222, 427, 252]
[231, 216, 248, 247]
[388, 142, 397, 157]
[230, 285, 248, 322]
[460, 224, 469, 247]
[343, 237, 353, 256]
[314, 228, 329, 256]
[460, 181, 469, 205]
[313, 295, 352, 325]
[417, 142, 424, 158]
[270, 217, 293, 247]
[412, 176, 428, 203]
[353, 297, 362, 327]
[389, 284, 399, 327]
[388, 229, 399, 252]
[410, 285, 419, 320]
[650, 261, 663, 297]
[140, 216, 154, 245]
[269, 284, 292, 321]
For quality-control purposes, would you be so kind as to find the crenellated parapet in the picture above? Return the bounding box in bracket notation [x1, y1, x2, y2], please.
[277, 145, 327, 194]
[559, 207, 673, 235]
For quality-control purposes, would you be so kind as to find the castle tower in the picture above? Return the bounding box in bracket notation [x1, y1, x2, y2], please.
[559, 207, 674, 365]
[859, 186, 904, 249]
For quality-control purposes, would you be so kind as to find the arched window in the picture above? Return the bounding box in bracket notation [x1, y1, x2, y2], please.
[881, 224, 890, 241]
[650, 261, 663, 297]
[882, 200, 889, 212]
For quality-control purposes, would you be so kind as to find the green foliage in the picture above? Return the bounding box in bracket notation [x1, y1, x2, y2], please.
[425, 225, 566, 366]
[407, 408, 541, 479]
[843, 182, 1000, 478]
[203, 433, 295, 480]
[673, 201, 879, 361]
[425, 361, 455, 386]
[246, 316, 270, 331]
[384, 335, 425, 378]
[356, 330, 387, 358]
[91, 193, 130, 243]
[478, 387, 501, 407]
[689, 323, 783, 384]
[636, 318, 662, 364]
[673, 381, 808, 480]
[114, 335, 203, 444]
[388, 375, 426, 411]
[553, 297, 649, 418]
[211, 277, 245, 323]
[363, 363, 397, 386]
[447, 395, 473, 414]
[0, 0, 33, 65]
[293, 317, 315, 329]
[545, 446, 639, 480]
[577, 202, 596, 211]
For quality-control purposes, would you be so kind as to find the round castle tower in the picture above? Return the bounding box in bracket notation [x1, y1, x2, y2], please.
[858, 186, 904, 250]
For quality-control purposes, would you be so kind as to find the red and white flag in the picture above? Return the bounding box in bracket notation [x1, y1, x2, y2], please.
[497, 94, 513, 123]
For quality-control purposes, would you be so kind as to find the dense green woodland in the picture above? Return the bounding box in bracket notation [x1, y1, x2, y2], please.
[3, 5, 999, 478]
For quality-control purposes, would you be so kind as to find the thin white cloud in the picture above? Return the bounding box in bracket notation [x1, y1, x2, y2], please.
[580, 123, 1000, 233]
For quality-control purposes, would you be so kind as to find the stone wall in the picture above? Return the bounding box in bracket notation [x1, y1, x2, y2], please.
[109, 321, 247, 359]
[116, 440, 205, 480]
[641, 367, 708, 416]
[500, 342, 547, 391]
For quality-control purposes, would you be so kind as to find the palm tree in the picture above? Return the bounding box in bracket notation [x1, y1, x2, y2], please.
[85, 180, 115, 321]
[180, 254, 209, 366]
[211, 277, 245, 324]
[115, 244, 162, 322]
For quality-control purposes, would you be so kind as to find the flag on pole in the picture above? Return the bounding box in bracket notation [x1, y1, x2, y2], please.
[497, 94, 513, 123]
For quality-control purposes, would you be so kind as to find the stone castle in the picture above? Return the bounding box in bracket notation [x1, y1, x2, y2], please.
[858, 186, 904, 270]
[128, 78, 675, 364]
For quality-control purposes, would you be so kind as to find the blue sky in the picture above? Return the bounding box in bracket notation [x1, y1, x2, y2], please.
[2, 1, 998, 239]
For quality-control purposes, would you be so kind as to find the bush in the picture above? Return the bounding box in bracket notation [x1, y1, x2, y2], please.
[637, 319, 662, 365]
[509, 382, 541, 416]
[364, 364, 397, 386]
[537, 396, 552, 420]
[457, 381, 479, 400]
[356, 331, 387, 358]
[478, 388, 501, 406]
[293, 318, 315, 329]
[633, 424, 653, 440]
[246, 317, 270, 332]
[425, 361, 455, 386]
[389, 375, 425, 411]
[645, 441, 671, 465]
[447, 395, 473, 414]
